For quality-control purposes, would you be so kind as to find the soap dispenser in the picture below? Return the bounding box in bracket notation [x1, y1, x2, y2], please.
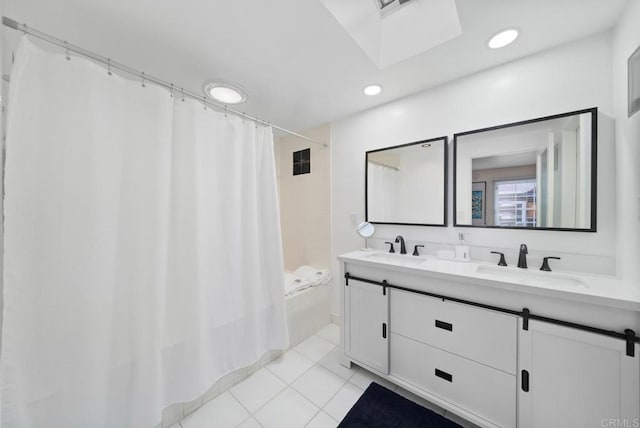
[455, 232, 471, 262]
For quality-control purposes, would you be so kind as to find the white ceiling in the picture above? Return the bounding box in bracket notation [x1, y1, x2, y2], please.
[2, 0, 629, 134]
[473, 152, 538, 171]
[321, 0, 462, 68]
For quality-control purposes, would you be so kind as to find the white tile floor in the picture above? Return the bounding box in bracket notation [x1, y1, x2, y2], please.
[174, 323, 477, 428]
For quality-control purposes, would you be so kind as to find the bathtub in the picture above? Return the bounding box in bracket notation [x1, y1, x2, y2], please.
[285, 279, 332, 347]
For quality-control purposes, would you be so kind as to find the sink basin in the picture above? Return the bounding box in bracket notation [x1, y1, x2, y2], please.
[475, 265, 586, 288]
[363, 251, 429, 267]
[419, 258, 476, 273]
[475, 265, 525, 281]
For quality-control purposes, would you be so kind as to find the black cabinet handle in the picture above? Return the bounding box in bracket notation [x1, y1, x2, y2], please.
[521, 370, 529, 392]
[382, 323, 387, 339]
[435, 368, 453, 382]
[435, 320, 453, 331]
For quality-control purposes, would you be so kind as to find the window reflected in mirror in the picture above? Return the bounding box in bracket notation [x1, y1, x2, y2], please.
[454, 108, 597, 231]
[366, 137, 447, 226]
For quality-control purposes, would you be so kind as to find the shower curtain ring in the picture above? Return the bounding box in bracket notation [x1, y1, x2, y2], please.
[141, 72, 146, 88]
[224, 105, 228, 118]
[181, 88, 185, 102]
[107, 58, 112, 76]
[64, 41, 70, 61]
[203, 96, 207, 110]
[169, 83, 174, 98]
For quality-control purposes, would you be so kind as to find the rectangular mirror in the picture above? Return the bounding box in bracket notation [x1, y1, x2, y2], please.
[454, 108, 597, 231]
[366, 136, 447, 226]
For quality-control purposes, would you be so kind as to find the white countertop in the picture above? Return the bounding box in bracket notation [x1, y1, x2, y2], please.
[338, 250, 640, 312]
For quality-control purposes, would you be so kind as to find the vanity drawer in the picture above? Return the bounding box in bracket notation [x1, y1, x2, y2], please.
[390, 289, 517, 374]
[391, 333, 516, 428]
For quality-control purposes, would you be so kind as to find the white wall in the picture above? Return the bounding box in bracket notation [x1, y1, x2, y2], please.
[330, 32, 616, 315]
[1, 1, 6, 413]
[612, 1, 640, 284]
[0, 0, 6, 353]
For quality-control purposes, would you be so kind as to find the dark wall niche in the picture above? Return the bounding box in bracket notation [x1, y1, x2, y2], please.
[293, 148, 311, 176]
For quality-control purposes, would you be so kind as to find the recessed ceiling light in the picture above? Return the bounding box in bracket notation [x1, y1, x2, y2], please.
[364, 84, 382, 96]
[202, 79, 248, 104]
[488, 29, 519, 49]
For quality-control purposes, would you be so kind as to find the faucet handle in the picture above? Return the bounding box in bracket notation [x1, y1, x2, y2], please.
[385, 242, 395, 253]
[413, 245, 424, 256]
[490, 251, 508, 266]
[540, 256, 561, 272]
[519, 244, 528, 254]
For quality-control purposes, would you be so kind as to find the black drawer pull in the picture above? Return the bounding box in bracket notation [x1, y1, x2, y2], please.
[521, 370, 529, 392]
[435, 320, 453, 331]
[382, 323, 387, 339]
[435, 368, 452, 382]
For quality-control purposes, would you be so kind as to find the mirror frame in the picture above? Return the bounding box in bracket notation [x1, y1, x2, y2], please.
[365, 136, 448, 227]
[453, 107, 598, 232]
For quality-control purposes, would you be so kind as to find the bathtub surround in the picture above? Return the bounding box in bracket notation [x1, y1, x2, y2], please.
[275, 125, 332, 337]
[2, 37, 288, 428]
[275, 124, 331, 272]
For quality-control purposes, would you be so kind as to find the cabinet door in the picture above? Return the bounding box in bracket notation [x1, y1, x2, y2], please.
[519, 319, 640, 428]
[344, 279, 389, 374]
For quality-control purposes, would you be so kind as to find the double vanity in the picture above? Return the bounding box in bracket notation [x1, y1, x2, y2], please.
[348, 106, 639, 427]
[339, 250, 640, 428]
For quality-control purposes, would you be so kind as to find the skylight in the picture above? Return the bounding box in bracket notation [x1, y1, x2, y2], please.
[322, 0, 461, 69]
[375, 0, 413, 16]
[378, 0, 395, 8]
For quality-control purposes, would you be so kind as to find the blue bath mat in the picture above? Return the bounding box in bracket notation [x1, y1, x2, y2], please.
[338, 382, 462, 428]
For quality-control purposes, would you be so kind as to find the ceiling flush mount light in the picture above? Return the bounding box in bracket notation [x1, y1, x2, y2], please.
[363, 84, 382, 96]
[202, 79, 248, 104]
[488, 28, 519, 49]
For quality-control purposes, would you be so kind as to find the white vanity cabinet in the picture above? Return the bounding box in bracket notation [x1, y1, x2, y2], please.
[390, 289, 518, 427]
[339, 251, 640, 428]
[343, 278, 389, 374]
[518, 319, 640, 428]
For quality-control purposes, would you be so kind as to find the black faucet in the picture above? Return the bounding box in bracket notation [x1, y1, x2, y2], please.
[517, 244, 528, 269]
[395, 235, 407, 255]
[540, 256, 561, 272]
[491, 251, 508, 266]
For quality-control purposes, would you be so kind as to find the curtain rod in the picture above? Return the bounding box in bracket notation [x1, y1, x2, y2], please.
[1, 16, 327, 148]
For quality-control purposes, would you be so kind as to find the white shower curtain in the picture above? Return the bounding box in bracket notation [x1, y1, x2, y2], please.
[1, 37, 288, 428]
[367, 162, 399, 222]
